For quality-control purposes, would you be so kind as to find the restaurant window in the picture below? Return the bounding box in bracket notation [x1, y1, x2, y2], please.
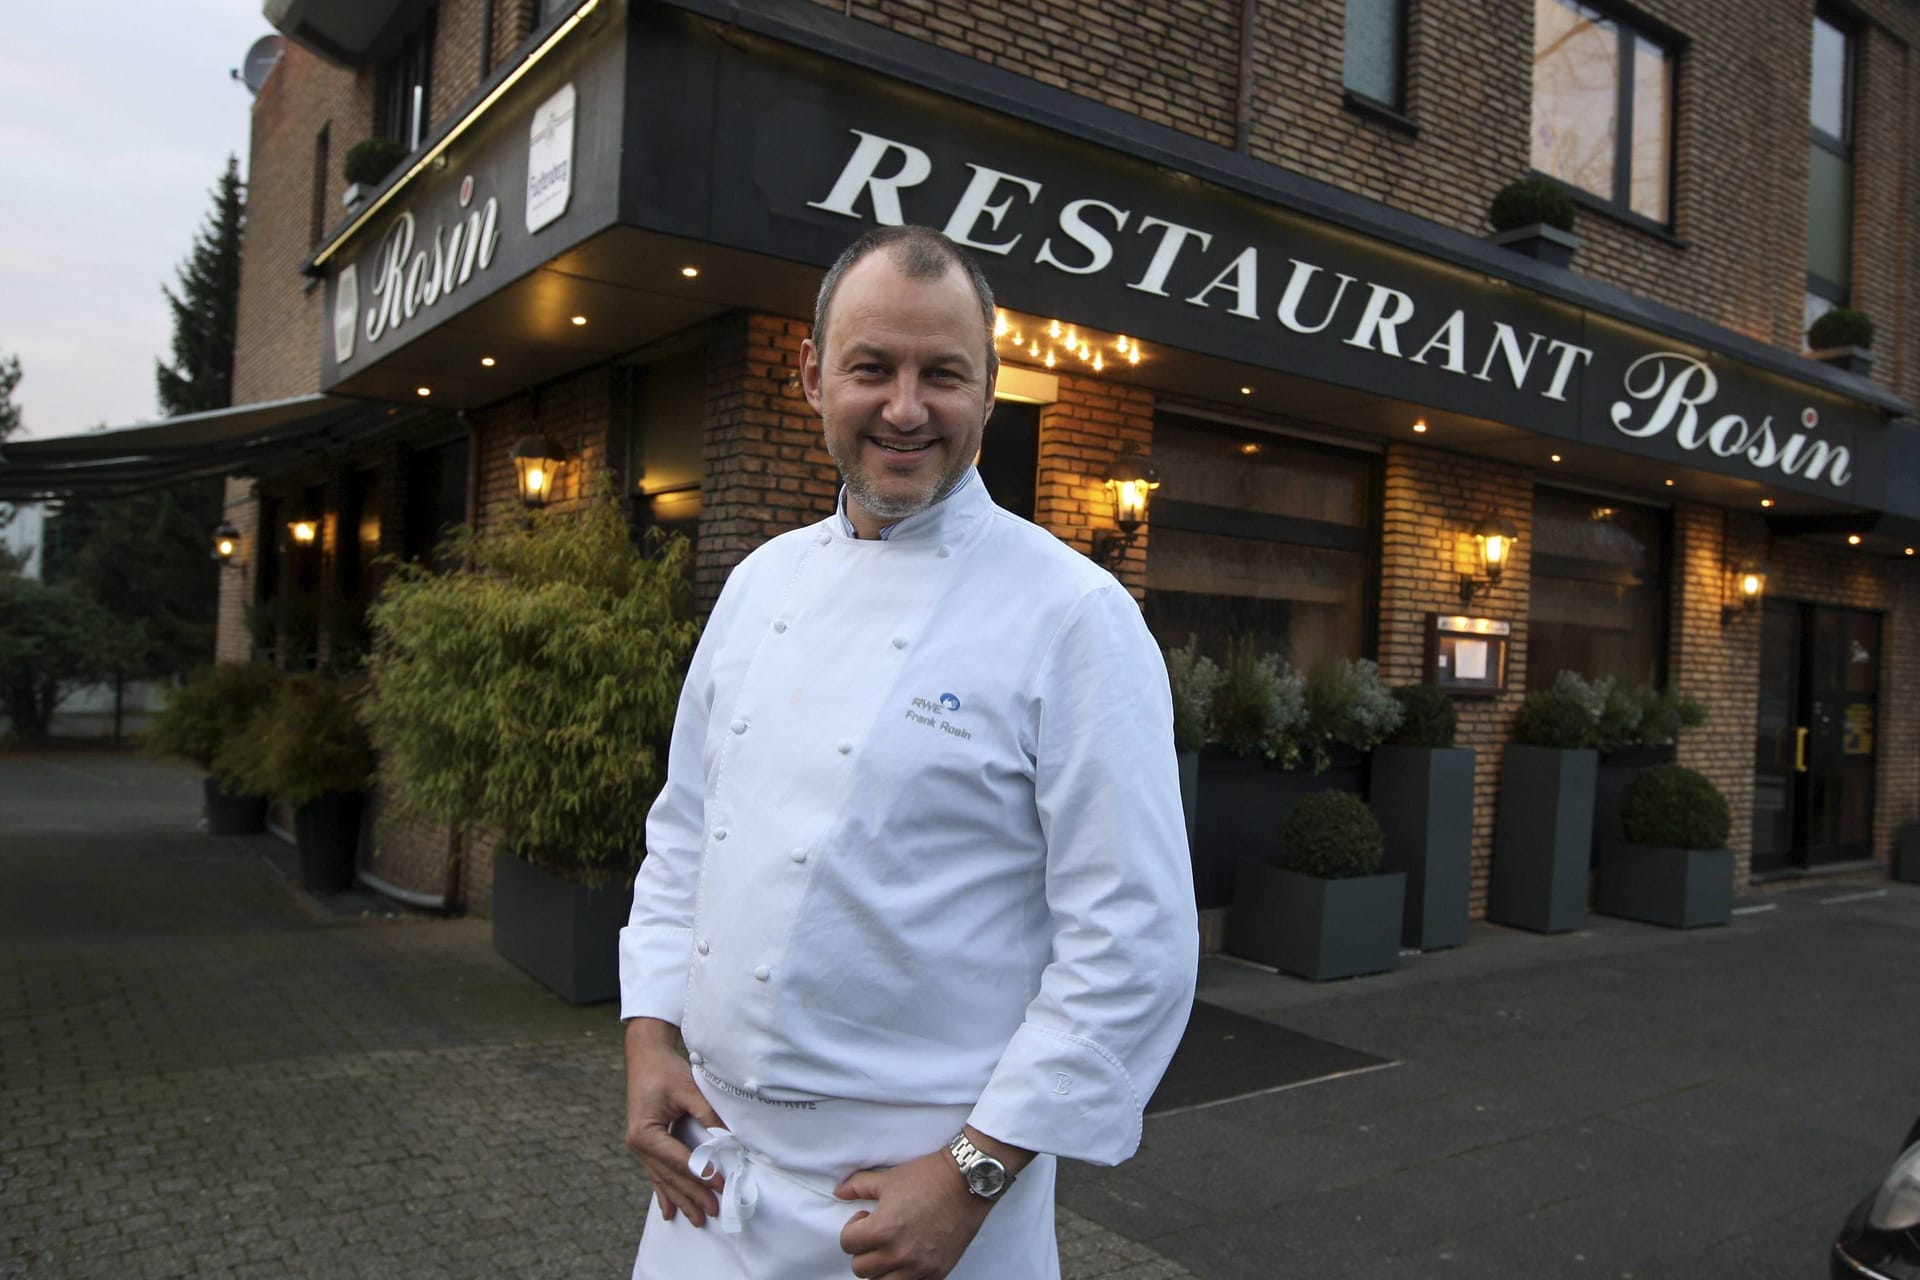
[402, 436, 468, 566]
[1526, 487, 1667, 691]
[1143, 415, 1375, 672]
[1805, 11, 1854, 338]
[377, 10, 435, 150]
[1344, 0, 1406, 114]
[976, 401, 1038, 522]
[1531, 0, 1674, 224]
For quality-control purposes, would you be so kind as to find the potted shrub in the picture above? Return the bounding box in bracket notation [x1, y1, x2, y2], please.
[362, 481, 701, 1003]
[1489, 683, 1598, 933]
[1163, 637, 1221, 857]
[342, 137, 408, 209]
[1371, 684, 1474, 950]
[1487, 176, 1582, 268]
[1595, 764, 1735, 928]
[1297, 657, 1402, 775]
[1894, 824, 1920, 885]
[1579, 675, 1707, 860]
[1807, 308, 1875, 377]
[1190, 638, 1308, 911]
[143, 662, 283, 834]
[219, 671, 374, 893]
[1229, 791, 1405, 981]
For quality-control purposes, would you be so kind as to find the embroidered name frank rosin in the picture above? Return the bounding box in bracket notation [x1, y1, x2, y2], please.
[905, 694, 970, 739]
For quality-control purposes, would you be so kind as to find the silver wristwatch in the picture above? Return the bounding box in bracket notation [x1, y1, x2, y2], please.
[949, 1131, 1015, 1202]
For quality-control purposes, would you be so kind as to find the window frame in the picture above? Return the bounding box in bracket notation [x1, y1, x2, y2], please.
[1524, 484, 1672, 693]
[1805, 9, 1856, 311]
[1530, 0, 1683, 230]
[1342, 0, 1411, 121]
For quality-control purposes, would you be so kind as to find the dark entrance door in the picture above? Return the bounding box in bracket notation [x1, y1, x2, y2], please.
[1752, 602, 1881, 874]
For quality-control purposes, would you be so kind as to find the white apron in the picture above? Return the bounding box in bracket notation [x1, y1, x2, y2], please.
[631, 1070, 1060, 1280]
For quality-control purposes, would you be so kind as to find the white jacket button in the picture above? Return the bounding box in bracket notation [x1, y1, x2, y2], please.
[712, 827, 727, 842]
[696, 939, 710, 955]
[730, 719, 748, 734]
[837, 739, 853, 754]
[688, 1051, 704, 1066]
[753, 965, 770, 982]
[891, 636, 907, 650]
[773, 619, 788, 633]
[743, 1079, 760, 1094]
[936, 544, 951, 557]
[790, 848, 808, 864]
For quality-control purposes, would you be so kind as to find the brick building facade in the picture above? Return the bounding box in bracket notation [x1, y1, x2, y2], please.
[84, 0, 1915, 941]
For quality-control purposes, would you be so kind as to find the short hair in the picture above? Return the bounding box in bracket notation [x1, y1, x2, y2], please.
[812, 225, 999, 375]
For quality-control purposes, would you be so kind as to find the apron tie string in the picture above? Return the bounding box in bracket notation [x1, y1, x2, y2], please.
[687, 1129, 760, 1235]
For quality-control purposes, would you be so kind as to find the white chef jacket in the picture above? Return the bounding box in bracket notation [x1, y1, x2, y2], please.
[618, 472, 1197, 1166]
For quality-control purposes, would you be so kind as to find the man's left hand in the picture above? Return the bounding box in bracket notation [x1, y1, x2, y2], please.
[832, 1147, 991, 1280]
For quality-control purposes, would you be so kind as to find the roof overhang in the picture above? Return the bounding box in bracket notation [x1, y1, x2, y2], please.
[0, 395, 407, 500]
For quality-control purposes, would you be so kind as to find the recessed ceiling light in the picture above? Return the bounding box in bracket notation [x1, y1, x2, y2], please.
[680, 265, 700, 278]
[1239, 442, 1262, 455]
[480, 356, 496, 368]
[1412, 419, 1428, 433]
[1239, 386, 1252, 396]
[571, 314, 588, 326]
[1906, 547, 1915, 556]
[1664, 479, 1675, 486]
[1550, 453, 1562, 463]
[1760, 498, 1773, 507]
[416, 386, 431, 397]
[1848, 534, 1862, 545]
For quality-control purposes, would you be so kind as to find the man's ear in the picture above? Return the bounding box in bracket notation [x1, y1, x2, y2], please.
[800, 338, 825, 413]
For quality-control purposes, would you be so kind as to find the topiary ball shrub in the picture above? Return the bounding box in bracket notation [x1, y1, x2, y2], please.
[343, 137, 408, 187]
[1621, 765, 1731, 850]
[1489, 177, 1577, 233]
[1808, 307, 1874, 352]
[1510, 688, 1598, 749]
[1276, 791, 1384, 880]
[1387, 684, 1457, 748]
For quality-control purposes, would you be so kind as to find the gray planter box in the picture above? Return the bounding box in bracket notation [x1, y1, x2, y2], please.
[1595, 841, 1734, 929]
[1809, 345, 1875, 378]
[1176, 750, 1200, 859]
[1191, 747, 1362, 910]
[1228, 860, 1405, 981]
[1371, 745, 1475, 951]
[1592, 744, 1675, 866]
[1490, 745, 1597, 934]
[491, 853, 635, 1005]
[1895, 824, 1920, 884]
[1488, 223, 1581, 269]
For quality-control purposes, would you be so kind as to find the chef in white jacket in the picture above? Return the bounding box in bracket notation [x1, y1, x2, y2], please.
[620, 225, 1197, 1280]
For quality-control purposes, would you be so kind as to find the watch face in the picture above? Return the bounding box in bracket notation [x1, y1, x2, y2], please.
[965, 1159, 1008, 1198]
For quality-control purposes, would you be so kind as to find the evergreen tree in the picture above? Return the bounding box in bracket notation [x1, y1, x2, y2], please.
[155, 155, 244, 416]
[0, 352, 20, 442]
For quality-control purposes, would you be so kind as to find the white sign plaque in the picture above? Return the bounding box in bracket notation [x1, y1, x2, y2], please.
[333, 263, 359, 364]
[526, 83, 576, 234]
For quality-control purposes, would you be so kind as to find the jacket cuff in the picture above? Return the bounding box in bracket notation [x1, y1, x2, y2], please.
[617, 924, 691, 1025]
[965, 1022, 1144, 1167]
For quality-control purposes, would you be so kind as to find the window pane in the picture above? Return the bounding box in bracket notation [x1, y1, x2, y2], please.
[1811, 15, 1849, 140]
[1345, 0, 1403, 106]
[1807, 142, 1853, 288]
[1532, 0, 1619, 203]
[1152, 419, 1369, 526]
[1146, 528, 1368, 670]
[1532, 489, 1661, 570]
[1629, 37, 1670, 221]
[1804, 291, 1837, 344]
[1527, 577, 1665, 689]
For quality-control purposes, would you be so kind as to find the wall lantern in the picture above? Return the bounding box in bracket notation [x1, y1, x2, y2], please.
[287, 519, 318, 546]
[511, 433, 568, 508]
[1459, 513, 1519, 609]
[211, 521, 241, 565]
[1722, 561, 1768, 624]
[1091, 453, 1160, 571]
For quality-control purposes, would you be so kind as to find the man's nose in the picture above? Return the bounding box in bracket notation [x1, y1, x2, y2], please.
[882, 373, 927, 429]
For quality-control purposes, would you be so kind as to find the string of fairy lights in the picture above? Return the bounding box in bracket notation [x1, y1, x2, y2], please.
[993, 310, 1145, 374]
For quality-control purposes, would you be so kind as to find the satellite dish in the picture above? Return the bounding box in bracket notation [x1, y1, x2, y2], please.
[236, 35, 284, 95]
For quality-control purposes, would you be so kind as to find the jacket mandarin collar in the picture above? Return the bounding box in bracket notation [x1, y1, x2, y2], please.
[828, 468, 990, 548]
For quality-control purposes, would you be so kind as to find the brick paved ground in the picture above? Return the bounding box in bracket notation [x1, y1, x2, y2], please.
[0, 749, 1189, 1279]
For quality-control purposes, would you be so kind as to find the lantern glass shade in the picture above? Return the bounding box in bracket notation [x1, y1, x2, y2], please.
[212, 521, 240, 562]
[1105, 455, 1160, 534]
[288, 519, 318, 545]
[511, 434, 567, 507]
[1735, 563, 1768, 607]
[1472, 514, 1519, 584]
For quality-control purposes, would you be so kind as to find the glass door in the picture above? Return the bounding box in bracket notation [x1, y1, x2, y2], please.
[1751, 602, 1880, 873]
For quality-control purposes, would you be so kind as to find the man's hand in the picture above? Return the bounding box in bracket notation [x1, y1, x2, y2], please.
[833, 1147, 990, 1280]
[623, 1017, 727, 1227]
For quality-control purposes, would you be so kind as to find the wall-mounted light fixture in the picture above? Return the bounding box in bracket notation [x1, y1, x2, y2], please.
[1721, 561, 1768, 624]
[287, 519, 318, 546]
[511, 433, 568, 508]
[1091, 453, 1159, 571]
[1459, 513, 1518, 609]
[211, 521, 241, 565]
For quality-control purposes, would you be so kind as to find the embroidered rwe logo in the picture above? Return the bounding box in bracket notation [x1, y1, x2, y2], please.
[905, 693, 972, 740]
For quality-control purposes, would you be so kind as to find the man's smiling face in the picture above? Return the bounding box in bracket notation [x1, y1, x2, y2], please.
[801, 251, 997, 539]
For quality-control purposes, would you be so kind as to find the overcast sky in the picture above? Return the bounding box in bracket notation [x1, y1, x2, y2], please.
[1, 3, 271, 442]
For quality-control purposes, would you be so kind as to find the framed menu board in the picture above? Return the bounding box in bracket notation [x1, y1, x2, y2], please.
[1429, 614, 1511, 696]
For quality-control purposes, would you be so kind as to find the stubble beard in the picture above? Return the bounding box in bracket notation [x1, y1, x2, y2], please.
[825, 423, 966, 523]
